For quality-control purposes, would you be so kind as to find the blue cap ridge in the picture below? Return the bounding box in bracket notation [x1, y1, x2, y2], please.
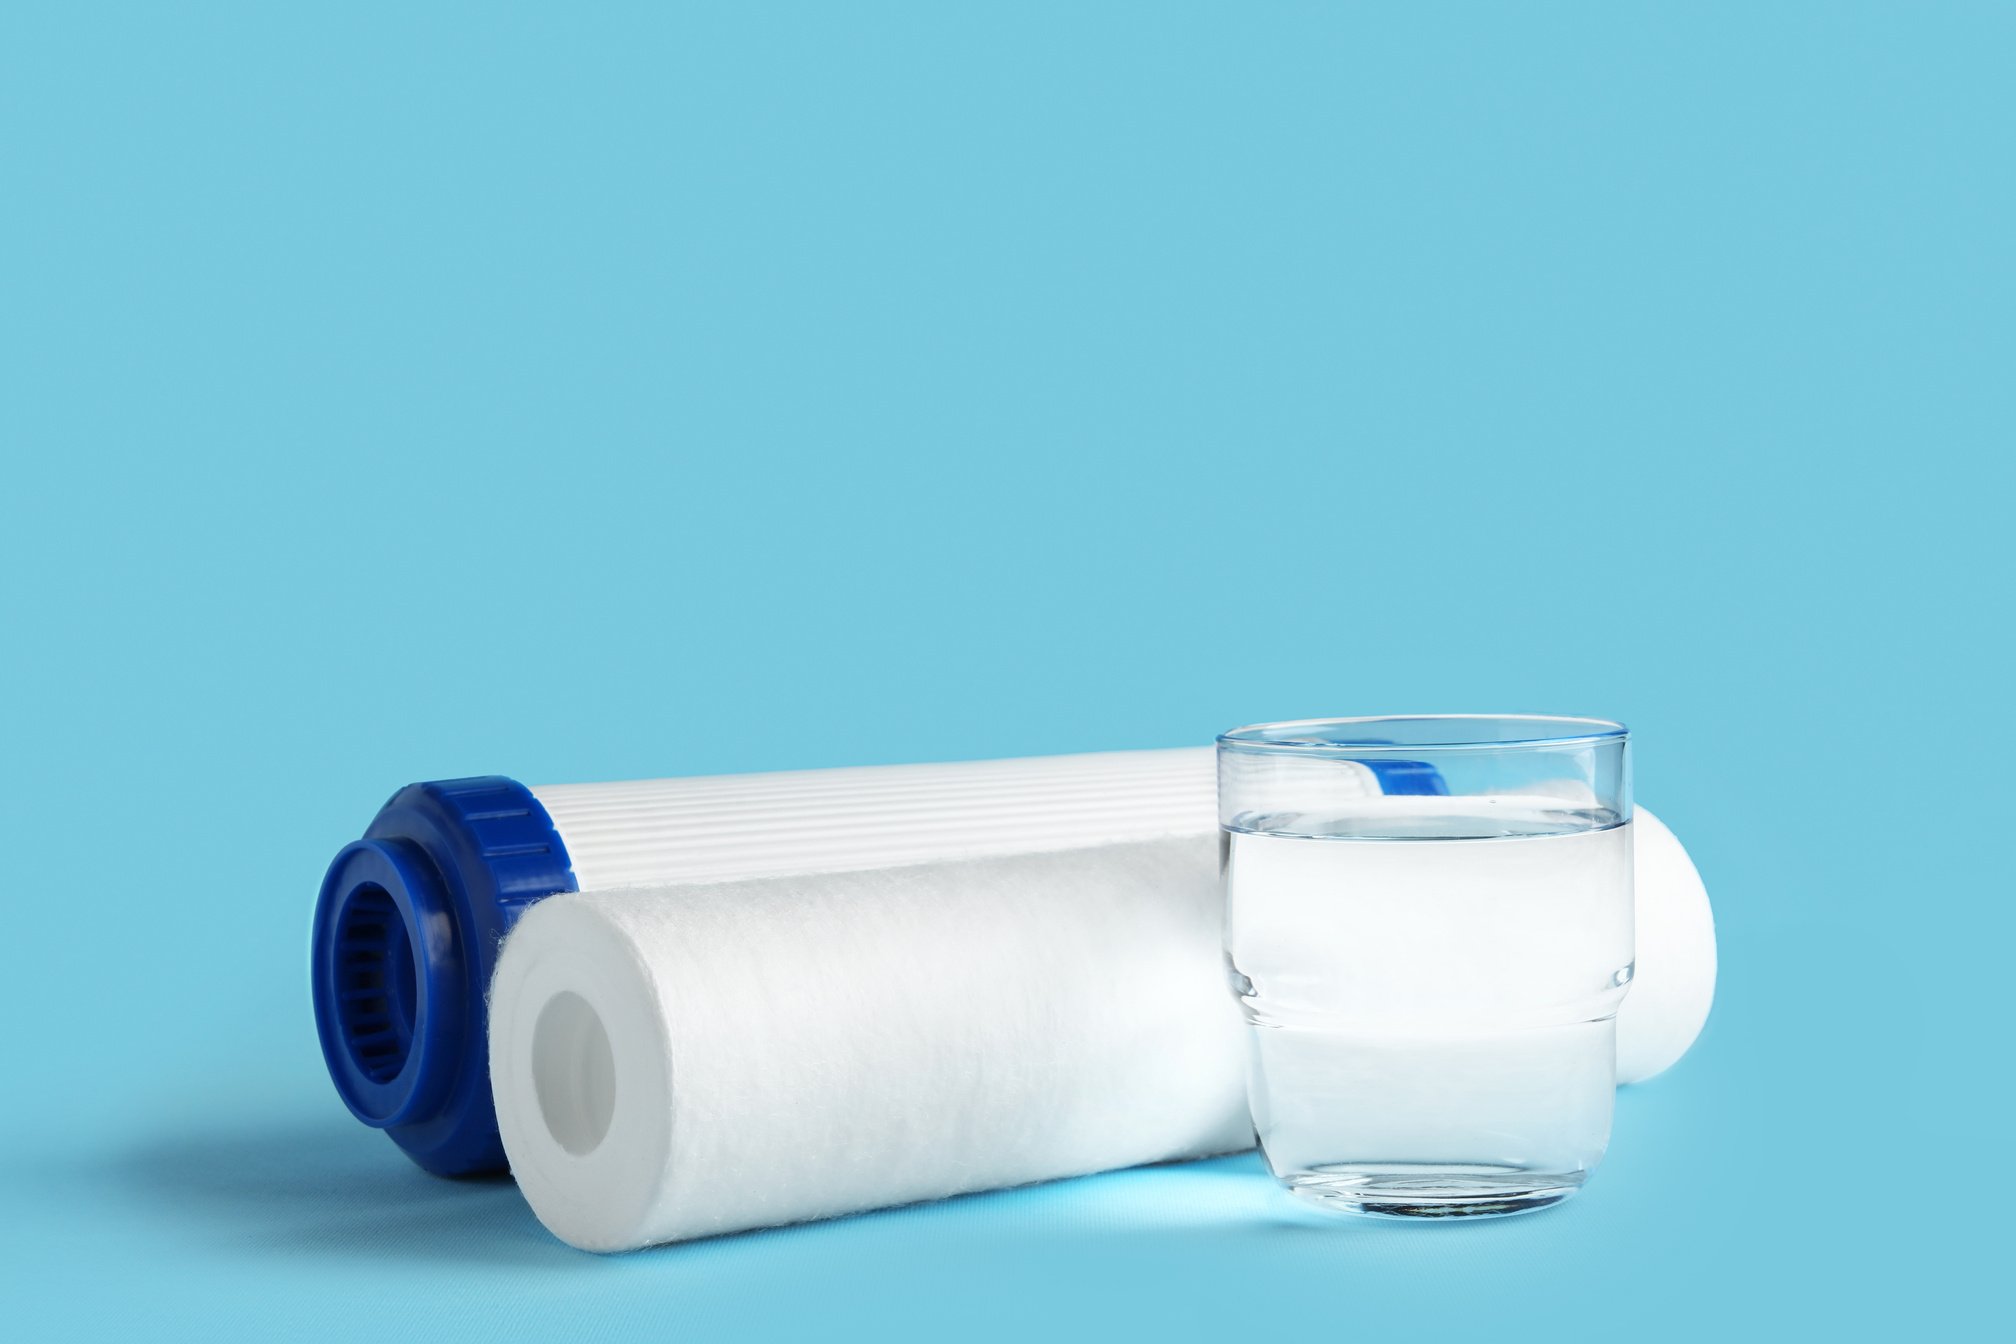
[310, 777, 576, 1177]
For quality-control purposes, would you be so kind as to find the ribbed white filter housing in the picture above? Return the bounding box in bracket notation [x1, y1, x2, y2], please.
[530, 748, 1219, 890]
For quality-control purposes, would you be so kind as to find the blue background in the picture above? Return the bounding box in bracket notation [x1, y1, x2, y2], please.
[1, 3, 2003, 1338]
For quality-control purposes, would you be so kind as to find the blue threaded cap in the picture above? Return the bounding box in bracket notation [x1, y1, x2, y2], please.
[311, 778, 576, 1177]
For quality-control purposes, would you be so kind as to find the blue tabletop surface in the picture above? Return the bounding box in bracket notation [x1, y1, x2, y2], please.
[1, 4, 2002, 1339]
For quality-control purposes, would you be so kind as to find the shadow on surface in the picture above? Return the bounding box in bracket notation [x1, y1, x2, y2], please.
[99, 1126, 1415, 1270]
[574, 1150, 1403, 1264]
[105, 1118, 574, 1268]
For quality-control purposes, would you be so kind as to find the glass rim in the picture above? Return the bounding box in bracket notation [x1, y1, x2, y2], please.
[1217, 714, 1629, 755]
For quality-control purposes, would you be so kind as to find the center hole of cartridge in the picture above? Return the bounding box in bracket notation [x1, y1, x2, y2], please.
[532, 990, 617, 1156]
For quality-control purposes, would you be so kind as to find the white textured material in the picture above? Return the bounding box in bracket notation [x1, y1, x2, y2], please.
[530, 748, 1219, 889]
[491, 839, 1248, 1252]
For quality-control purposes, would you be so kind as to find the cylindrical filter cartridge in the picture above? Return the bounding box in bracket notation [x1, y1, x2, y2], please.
[489, 839, 1243, 1250]
[312, 747, 1714, 1180]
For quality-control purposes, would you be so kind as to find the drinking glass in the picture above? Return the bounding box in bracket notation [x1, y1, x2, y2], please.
[1218, 715, 1633, 1218]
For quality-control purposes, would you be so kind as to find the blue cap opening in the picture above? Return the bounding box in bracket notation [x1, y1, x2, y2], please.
[333, 885, 417, 1085]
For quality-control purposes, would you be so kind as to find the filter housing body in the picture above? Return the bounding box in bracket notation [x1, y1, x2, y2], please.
[313, 750, 1221, 1175]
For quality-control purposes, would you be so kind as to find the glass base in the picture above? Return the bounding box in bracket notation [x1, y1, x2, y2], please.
[1282, 1163, 1586, 1220]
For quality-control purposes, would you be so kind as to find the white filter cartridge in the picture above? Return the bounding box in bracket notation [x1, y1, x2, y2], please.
[489, 839, 1246, 1251]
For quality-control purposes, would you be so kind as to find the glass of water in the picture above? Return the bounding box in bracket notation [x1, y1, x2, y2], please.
[1218, 715, 1633, 1219]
